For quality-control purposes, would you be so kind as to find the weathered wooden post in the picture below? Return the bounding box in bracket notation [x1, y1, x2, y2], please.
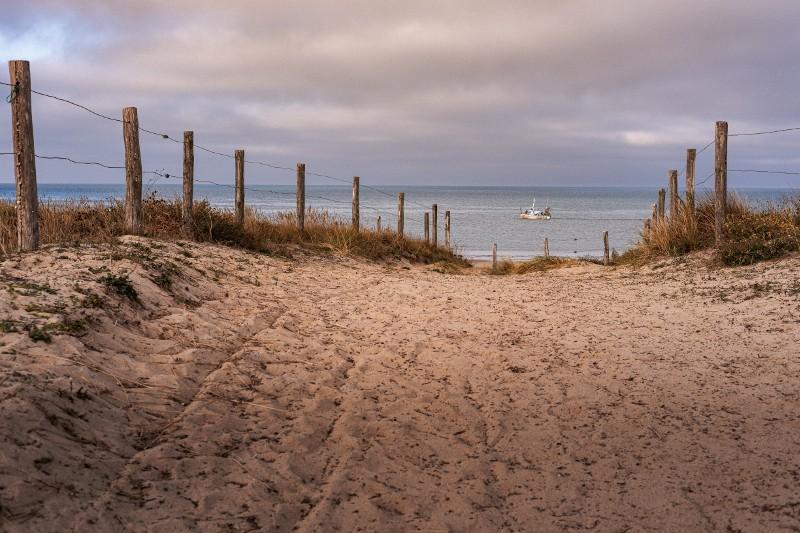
[686, 148, 696, 215]
[296, 163, 306, 233]
[603, 231, 610, 265]
[123, 106, 143, 235]
[8, 60, 39, 250]
[492, 243, 497, 269]
[182, 131, 194, 236]
[234, 150, 245, 226]
[715, 121, 728, 245]
[651, 203, 657, 222]
[544, 237, 550, 258]
[397, 192, 404, 236]
[657, 188, 666, 220]
[424, 212, 430, 243]
[444, 210, 451, 249]
[668, 169, 679, 219]
[377, 215, 381, 232]
[432, 204, 438, 247]
[351, 176, 360, 231]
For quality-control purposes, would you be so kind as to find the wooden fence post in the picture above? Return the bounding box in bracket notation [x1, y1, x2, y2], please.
[603, 231, 610, 265]
[8, 60, 39, 250]
[651, 203, 657, 222]
[715, 121, 728, 245]
[544, 237, 549, 258]
[182, 131, 194, 236]
[352, 176, 360, 231]
[444, 210, 451, 249]
[424, 212, 430, 242]
[657, 188, 666, 220]
[686, 148, 696, 215]
[397, 192, 404, 236]
[377, 215, 381, 232]
[432, 204, 438, 247]
[297, 163, 305, 233]
[668, 169, 679, 219]
[123, 106, 143, 235]
[492, 243, 497, 269]
[235, 149, 245, 226]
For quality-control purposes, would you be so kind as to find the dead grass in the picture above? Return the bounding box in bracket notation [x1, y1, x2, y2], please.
[488, 256, 577, 275]
[619, 193, 800, 266]
[0, 195, 468, 266]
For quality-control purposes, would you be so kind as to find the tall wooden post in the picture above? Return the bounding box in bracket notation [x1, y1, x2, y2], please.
[296, 163, 306, 233]
[492, 243, 497, 269]
[657, 188, 666, 220]
[424, 212, 430, 243]
[8, 60, 39, 250]
[123, 107, 143, 235]
[397, 192, 404, 236]
[603, 231, 610, 266]
[235, 149, 245, 226]
[544, 238, 550, 258]
[715, 121, 728, 245]
[444, 210, 451, 249]
[351, 176, 360, 231]
[432, 204, 438, 247]
[686, 148, 696, 215]
[182, 131, 194, 236]
[377, 216, 381, 232]
[668, 170, 679, 219]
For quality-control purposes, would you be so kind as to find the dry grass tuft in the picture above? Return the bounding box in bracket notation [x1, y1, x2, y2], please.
[488, 256, 577, 275]
[0, 195, 468, 266]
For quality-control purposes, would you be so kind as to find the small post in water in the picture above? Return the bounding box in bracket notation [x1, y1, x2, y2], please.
[432, 204, 438, 247]
[686, 148, 696, 215]
[492, 243, 498, 269]
[182, 131, 194, 236]
[297, 163, 306, 233]
[352, 176, 360, 231]
[668, 170, 679, 219]
[397, 192, 405, 236]
[424, 212, 430, 243]
[657, 188, 666, 220]
[235, 149, 245, 226]
[715, 121, 728, 245]
[123, 106, 143, 235]
[444, 210, 451, 249]
[603, 231, 610, 266]
[544, 237, 550, 258]
[377, 215, 381, 232]
[8, 60, 39, 250]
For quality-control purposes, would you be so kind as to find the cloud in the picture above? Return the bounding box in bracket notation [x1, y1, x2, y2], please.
[1, 0, 799, 187]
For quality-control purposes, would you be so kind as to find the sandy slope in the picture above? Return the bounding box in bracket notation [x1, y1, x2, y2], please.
[0, 238, 798, 532]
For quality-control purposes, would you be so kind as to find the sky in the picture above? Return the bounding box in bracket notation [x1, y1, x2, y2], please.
[0, 0, 799, 188]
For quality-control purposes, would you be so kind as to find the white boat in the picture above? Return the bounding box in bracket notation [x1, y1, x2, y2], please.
[519, 198, 551, 220]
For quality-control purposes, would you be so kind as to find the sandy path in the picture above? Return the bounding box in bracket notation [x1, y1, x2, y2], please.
[1, 239, 798, 531]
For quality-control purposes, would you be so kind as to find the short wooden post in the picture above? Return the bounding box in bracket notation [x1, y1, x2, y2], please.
[297, 163, 306, 233]
[235, 149, 245, 226]
[644, 219, 652, 232]
[182, 131, 194, 236]
[492, 243, 497, 269]
[668, 169, 679, 219]
[444, 210, 451, 249]
[657, 188, 666, 220]
[686, 148, 696, 215]
[603, 231, 610, 265]
[377, 216, 381, 232]
[424, 212, 430, 242]
[397, 192, 405, 236]
[651, 203, 658, 222]
[432, 204, 438, 247]
[123, 106, 143, 235]
[8, 60, 39, 250]
[351, 176, 360, 231]
[715, 121, 728, 245]
[544, 237, 550, 258]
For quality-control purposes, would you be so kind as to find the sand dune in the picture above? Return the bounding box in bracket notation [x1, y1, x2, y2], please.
[1, 238, 798, 531]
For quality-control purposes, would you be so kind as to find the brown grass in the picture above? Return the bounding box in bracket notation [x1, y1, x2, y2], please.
[0, 195, 468, 266]
[620, 193, 800, 266]
[488, 256, 577, 275]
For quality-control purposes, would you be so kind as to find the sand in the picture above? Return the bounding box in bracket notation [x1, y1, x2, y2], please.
[0, 237, 798, 532]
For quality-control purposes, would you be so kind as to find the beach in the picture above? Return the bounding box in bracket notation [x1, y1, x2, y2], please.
[1, 237, 799, 531]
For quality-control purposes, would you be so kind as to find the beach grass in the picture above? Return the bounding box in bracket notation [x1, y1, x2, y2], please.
[0, 195, 468, 266]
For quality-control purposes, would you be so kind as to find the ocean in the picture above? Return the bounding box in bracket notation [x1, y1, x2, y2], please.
[0, 183, 795, 260]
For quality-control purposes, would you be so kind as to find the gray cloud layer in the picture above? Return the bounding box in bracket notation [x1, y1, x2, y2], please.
[1, 0, 799, 187]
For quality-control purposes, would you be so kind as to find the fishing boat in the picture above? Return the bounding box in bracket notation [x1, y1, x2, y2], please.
[519, 198, 551, 220]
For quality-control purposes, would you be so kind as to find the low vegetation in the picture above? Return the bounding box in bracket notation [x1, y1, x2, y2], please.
[620, 193, 800, 266]
[488, 256, 576, 275]
[0, 195, 468, 266]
